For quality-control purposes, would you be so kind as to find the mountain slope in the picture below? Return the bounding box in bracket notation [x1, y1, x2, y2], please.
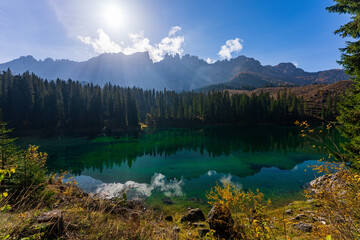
[197, 72, 275, 91]
[227, 80, 353, 119]
[0, 53, 349, 91]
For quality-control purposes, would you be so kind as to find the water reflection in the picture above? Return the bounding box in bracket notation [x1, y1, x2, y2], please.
[72, 160, 321, 203]
[94, 173, 184, 199]
[33, 126, 315, 175]
[18, 126, 335, 203]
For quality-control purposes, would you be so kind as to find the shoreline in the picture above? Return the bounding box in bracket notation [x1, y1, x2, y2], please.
[12, 120, 327, 139]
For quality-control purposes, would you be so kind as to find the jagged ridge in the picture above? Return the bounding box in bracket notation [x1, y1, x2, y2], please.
[0, 53, 349, 91]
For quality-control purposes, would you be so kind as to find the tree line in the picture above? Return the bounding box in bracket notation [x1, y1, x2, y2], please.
[0, 70, 314, 134]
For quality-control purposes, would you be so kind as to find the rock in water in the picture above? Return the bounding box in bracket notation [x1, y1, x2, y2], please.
[208, 204, 234, 239]
[180, 208, 206, 223]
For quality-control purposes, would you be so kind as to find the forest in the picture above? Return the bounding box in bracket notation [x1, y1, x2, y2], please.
[0, 69, 331, 134]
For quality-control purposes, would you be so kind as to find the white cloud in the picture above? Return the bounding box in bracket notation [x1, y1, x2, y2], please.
[218, 38, 243, 60]
[123, 32, 153, 55]
[78, 29, 122, 54]
[78, 27, 184, 63]
[206, 58, 216, 64]
[169, 26, 181, 36]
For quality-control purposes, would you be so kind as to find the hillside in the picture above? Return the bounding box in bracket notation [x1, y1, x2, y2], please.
[197, 72, 282, 91]
[228, 80, 353, 119]
[0, 53, 349, 91]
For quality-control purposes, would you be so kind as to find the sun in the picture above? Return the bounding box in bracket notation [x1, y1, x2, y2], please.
[103, 3, 125, 29]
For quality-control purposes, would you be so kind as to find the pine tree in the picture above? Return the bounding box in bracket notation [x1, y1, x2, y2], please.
[0, 122, 17, 170]
[328, 0, 360, 166]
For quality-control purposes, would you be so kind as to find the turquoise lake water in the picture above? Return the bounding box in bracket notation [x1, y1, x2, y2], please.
[18, 126, 333, 206]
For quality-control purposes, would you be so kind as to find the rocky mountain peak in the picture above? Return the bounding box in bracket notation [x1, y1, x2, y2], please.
[0, 52, 349, 91]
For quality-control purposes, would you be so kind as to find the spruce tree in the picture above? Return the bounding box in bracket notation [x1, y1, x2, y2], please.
[327, 0, 360, 166]
[0, 122, 17, 170]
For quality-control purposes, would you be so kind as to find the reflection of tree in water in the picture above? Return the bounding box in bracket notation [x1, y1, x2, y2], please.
[44, 126, 327, 175]
[140, 126, 305, 157]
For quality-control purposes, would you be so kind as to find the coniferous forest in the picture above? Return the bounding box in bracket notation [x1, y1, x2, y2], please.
[0, 70, 312, 134]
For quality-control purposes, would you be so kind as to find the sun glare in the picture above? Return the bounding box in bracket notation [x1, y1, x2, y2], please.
[103, 3, 125, 29]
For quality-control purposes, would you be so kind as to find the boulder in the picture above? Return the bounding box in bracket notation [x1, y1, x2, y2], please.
[294, 214, 307, 220]
[208, 204, 234, 239]
[309, 172, 345, 195]
[313, 216, 327, 225]
[285, 209, 293, 215]
[293, 222, 313, 232]
[180, 208, 205, 223]
[36, 210, 63, 223]
[25, 210, 65, 239]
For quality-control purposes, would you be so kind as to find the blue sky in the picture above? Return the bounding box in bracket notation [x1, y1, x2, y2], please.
[0, 0, 350, 72]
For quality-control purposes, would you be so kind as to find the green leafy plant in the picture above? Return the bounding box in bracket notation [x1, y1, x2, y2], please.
[0, 167, 15, 212]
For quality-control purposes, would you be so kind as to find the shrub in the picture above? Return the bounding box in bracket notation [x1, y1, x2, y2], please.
[0, 122, 49, 207]
[296, 120, 360, 239]
[306, 162, 360, 239]
[206, 181, 274, 239]
[0, 167, 15, 212]
[7, 145, 48, 205]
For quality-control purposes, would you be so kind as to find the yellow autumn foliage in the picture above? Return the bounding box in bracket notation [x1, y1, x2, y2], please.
[206, 181, 274, 239]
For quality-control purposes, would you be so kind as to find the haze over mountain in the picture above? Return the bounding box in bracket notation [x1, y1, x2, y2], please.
[0, 53, 349, 91]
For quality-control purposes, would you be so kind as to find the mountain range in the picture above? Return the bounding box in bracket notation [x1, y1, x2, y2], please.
[0, 52, 349, 91]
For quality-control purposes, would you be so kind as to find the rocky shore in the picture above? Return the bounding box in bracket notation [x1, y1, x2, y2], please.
[3, 172, 345, 239]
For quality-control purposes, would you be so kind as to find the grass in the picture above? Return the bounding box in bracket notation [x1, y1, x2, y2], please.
[0, 187, 323, 239]
[1, 171, 357, 240]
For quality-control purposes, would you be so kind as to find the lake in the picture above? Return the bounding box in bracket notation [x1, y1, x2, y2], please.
[18, 125, 331, 207]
